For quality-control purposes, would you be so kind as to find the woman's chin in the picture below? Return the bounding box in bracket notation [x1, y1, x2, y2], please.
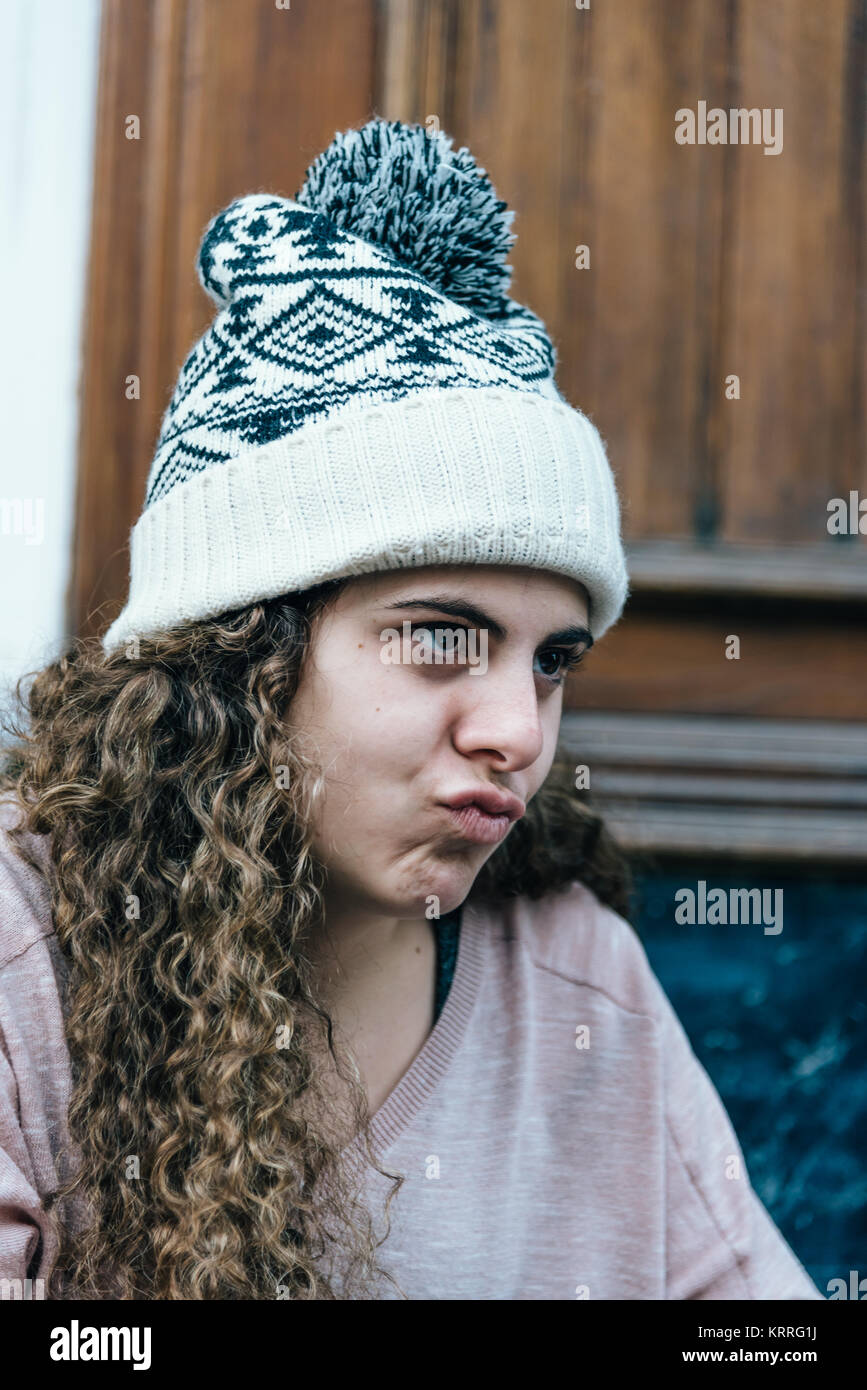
[400, 861, 481, 918]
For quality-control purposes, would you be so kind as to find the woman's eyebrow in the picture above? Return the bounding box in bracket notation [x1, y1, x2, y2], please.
[377, 596, 593, 649]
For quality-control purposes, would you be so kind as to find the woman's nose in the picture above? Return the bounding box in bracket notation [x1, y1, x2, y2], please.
[451, 666, 546, 770]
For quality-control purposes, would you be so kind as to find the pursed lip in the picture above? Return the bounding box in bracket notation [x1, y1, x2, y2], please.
[440, 786, 526, 822]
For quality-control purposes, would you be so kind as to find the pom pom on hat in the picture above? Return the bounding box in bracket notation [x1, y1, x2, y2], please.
[294, 117, 517, 319]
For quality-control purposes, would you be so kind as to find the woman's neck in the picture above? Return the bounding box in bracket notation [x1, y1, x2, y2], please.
[303, 901, 439, 1118]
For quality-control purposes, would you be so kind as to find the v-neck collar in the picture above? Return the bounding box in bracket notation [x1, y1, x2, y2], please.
[360, 895, 490, 1155]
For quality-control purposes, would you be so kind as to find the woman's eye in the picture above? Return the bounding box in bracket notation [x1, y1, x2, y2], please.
[411, 623, 467, 658]
[536, 648, 586, 684]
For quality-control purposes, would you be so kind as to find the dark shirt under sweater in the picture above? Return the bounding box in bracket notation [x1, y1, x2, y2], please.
[433, 906, 461, 1023]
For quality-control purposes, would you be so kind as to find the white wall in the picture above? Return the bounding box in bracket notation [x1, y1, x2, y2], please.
[0, 0, 101, 729]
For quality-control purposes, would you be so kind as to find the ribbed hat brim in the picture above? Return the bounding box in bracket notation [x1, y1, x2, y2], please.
[102, 385, 629, 653]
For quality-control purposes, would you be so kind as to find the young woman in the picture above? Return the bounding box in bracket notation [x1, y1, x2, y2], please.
[0, 118, 821, 1301]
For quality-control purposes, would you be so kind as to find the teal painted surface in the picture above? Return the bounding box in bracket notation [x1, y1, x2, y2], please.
[632, 868, 867, 1300]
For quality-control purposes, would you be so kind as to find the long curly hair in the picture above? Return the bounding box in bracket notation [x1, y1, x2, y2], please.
[0, 577, 633, 1300]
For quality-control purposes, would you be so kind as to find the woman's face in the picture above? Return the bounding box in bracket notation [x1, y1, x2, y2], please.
[289, 565, 591, 919]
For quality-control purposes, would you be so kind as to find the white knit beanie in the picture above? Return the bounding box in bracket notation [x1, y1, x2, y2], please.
[102, 118, 629, 653]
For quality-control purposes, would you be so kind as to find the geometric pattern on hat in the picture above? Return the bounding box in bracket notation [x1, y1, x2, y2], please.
[146, 197, 558, 507]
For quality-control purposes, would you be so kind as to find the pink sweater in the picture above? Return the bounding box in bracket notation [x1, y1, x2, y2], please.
[0, 798, 822, 1300]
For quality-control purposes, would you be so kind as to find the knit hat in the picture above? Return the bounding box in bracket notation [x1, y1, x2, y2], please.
[102, 118, 629, 653]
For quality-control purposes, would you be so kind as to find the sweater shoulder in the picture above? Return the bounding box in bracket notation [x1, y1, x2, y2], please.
[493, 879, 664, 1023]
[0, 793, 55, 972]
